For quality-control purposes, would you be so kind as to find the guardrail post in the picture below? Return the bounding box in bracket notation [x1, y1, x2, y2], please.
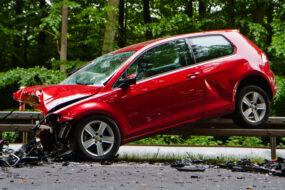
[22, 131, 28, 144]
[270, 136, 277, 160]
[19, 99, 28, 144]
[19, 103, 25, 112]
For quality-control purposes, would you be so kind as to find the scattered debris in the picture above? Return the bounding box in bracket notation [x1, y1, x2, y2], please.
[1, 132, 285, 178]
[170, 161, 185, 168]
[100, 161, 113, 165]
[172, 158, 285, 177]
[0, 140, 20, 167]
[148, 160, 155, 164]
[176, 167, 206, 172]
[218, 161, 235, 169]
[62, 161, 69, 167]
[0, 137, 73, 167]
[191, 160, 205, 164]
[170, 159, 195, 168]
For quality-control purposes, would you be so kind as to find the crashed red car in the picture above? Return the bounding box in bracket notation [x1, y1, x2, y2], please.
[14, 30, 277, 161]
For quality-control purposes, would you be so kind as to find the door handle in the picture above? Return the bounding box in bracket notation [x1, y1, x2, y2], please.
[187, 72, 200, 79]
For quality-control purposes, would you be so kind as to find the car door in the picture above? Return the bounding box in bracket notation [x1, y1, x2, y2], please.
[112, 39, 205, 138]
[188, 35, 236, 117]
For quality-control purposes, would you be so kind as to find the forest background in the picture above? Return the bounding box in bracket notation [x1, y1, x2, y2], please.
[0, 0, 284, 145]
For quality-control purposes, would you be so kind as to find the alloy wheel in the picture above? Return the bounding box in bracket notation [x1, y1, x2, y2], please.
[241, 91, 266, 123]
[80, 120, 115, 157]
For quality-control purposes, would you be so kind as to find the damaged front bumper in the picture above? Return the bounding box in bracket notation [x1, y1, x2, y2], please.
[0, 114, 75, 167]
[34, 113, 74, 154]
[13, 85, 100, 157]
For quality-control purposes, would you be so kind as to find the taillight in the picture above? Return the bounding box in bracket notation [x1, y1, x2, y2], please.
[261, 52, 268, 64]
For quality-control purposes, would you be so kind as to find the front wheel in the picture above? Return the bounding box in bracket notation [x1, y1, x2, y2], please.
[72, 115, 121, 161]
[232, 85, 270, 128]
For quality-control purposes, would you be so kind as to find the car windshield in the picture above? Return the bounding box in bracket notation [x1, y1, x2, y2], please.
[61, 51, 136, 86]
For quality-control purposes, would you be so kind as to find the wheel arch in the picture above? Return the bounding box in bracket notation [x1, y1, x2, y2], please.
[62, 110, 125, 145]
[69, 113, 122, 160]
[234, 74, 273, 104]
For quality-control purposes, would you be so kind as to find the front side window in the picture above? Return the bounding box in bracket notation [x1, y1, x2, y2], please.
[189, 35, 234, 63]
[61, 51, 135, 86]
[125, 39, 191, 81]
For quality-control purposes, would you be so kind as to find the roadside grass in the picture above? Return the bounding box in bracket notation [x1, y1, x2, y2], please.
[117, 152, 265, 163]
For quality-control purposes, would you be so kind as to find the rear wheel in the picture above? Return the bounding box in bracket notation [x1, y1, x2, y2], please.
[232, 85, 270, 128]
[72, 115, 121, 161]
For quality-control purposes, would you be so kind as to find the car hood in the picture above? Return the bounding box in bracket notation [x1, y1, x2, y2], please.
[14, 85, 102, 113]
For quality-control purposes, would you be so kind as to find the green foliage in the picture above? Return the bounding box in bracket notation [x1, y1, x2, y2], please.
[149, 14, 195, 37]
[269, 22, 285, 58]
[279, 137, 285, 147]
[51, 59, 87, 74]
[226, 136, 263, 146]
[0, 66, 66, 88]
[132, 135, 285, 147]
[0, 66, 66, 110]
[271, 75, 285, 116]
[132, 135, 223, 146]
[246, 21, 268, 51]
[185, 136, 223, 146]
[1, 0, 284, 75]
[133, 135, 267, 147]
[268, 21, 285, 75]
[132, 135, 184, 145]
[0, 132, 19, 143]
[40, 1, 80, 37]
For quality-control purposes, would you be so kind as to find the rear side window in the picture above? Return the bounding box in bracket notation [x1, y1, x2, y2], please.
[189, 35, 234, 63]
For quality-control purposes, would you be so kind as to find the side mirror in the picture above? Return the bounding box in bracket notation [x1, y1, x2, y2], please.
[118, 77, 136, 89]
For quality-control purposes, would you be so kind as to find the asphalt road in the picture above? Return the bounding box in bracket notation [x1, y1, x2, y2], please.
[0, 162, 284, 190]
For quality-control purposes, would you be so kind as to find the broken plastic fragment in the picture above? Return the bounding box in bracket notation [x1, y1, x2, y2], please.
[176, 167, 206, 172]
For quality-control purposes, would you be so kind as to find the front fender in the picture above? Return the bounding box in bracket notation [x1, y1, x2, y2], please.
[53, 99, 129, 139]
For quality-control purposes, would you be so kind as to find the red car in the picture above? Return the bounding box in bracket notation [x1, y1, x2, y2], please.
[14, 30, 277, 161]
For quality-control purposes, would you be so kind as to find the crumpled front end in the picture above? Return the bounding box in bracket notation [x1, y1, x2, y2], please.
[13, 84, 102, 155]
[13, 84, 101, 115]
[14, 85, 45, 112]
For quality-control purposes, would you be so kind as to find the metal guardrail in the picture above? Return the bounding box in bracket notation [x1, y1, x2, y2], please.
[165, 117, 285, 137]
[0, 111, 42, 144]
[0, 111, 285, 159]
[163, 117, 285, 159]
[0, 111, 43, 120]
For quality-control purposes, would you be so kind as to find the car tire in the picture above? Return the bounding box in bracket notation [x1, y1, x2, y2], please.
[232, 85, 270, 128]
[72, 115, 121, 161]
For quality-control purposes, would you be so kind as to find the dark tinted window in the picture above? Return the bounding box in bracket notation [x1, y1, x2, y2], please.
[127, 39, 191, 81]
[189, 35, 234, 63]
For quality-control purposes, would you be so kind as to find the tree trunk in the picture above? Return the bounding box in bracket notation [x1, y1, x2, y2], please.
[226, 0, 235, 28]
[198, 0, 206, 18]
[118, 0, 126, 48]
[60, 0, 68, 72]
[143, 0, 152, 40]
[24, 23, 30, 67]
[253, 0, 265, 24]
[12, 0, 24, 67]
[185, 0, 193, 18]
[125, 0, 128, 35]
[38, 0, 47, 66]
[265, 0, 274, 56]
[102, 0, 120, 54]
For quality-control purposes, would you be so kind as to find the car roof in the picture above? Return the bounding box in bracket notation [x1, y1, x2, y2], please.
[111, 29, 239, 54]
